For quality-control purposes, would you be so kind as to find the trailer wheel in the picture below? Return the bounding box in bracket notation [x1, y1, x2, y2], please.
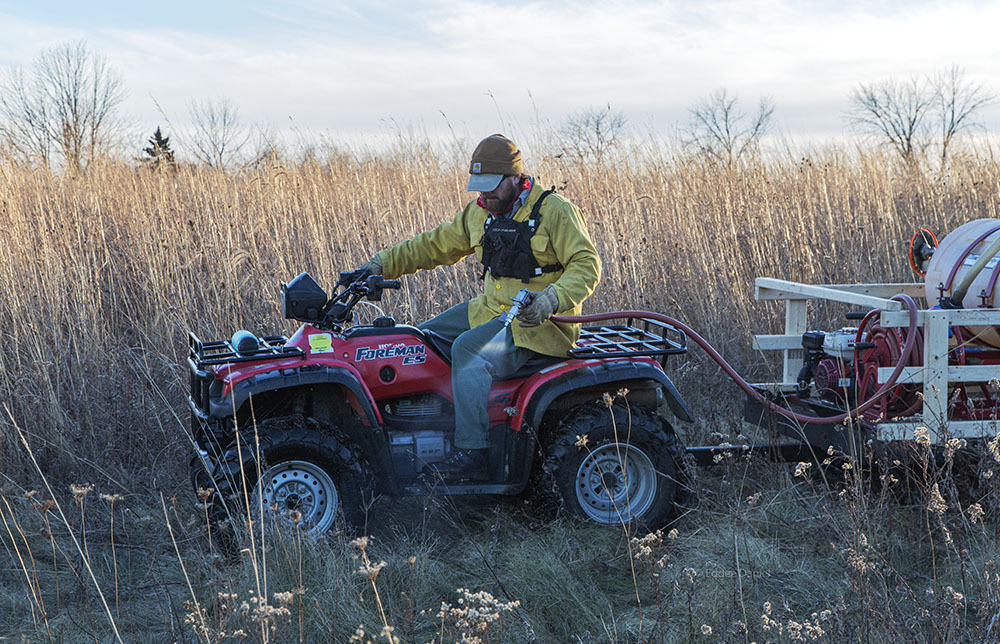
[544, 403, 689, 530]
[210, 416, 370, 535]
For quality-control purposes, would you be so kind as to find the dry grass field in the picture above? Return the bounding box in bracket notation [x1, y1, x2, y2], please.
[1, 137, 999, 642]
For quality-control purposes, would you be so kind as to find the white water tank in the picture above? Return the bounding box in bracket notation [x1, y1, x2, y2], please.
[924, 218, 1000, 347]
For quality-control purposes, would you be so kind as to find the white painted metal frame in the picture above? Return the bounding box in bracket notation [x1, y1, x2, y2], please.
[752, 277, 1000, 442]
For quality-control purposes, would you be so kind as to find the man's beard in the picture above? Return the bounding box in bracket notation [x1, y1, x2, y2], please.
[481, 193, 517, 214]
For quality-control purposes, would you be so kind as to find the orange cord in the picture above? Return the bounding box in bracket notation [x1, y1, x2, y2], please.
[908, 228, 939, 277]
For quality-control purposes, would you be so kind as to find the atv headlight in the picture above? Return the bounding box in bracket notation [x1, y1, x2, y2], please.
[282, 272, 328, 322]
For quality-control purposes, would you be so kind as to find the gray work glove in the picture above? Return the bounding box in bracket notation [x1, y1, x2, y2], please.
[517, 285, 560, 327]
[358, 254, 383, 276]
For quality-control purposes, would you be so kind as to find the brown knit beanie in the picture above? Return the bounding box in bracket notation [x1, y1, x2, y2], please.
[469, 134, 522, 176]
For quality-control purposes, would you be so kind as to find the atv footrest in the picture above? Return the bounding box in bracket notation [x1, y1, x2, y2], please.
[400, 482, 526, 496]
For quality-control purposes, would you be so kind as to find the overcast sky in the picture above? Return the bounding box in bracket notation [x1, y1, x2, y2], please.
[1, 0, 999, 149]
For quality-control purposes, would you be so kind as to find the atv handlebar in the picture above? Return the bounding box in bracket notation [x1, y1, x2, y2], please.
[372, 278, 401, 290]
[336, 270, 400, 293]
[324, 274, 400, 326]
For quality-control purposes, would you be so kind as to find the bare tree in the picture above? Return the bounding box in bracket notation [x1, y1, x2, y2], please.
[0, 67, 54, 166]
[848, 69, 994, 167]
[687, 89, 774, 169]
[847, 76, 932, 165]
[0, 41, 126, 171]
[187, 97, 250, 168]
[38, 42, 127, 171]
[931, 65, 995, 166]
[559, 104, 627, 166]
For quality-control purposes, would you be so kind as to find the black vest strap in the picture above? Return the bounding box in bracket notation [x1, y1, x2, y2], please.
[479, 186, 564, 283]
[525, 187, 556, 233]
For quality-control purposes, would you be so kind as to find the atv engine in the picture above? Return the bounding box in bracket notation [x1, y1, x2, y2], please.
[389, 430, 449, 474]
[386, 395, 444, 417]
[383, 394, 457, 476]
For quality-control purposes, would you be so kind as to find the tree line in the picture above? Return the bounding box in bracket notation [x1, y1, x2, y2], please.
[563, 68, 994, 171]
[0, 41, 260, 172]
[0, 41, 995, 173]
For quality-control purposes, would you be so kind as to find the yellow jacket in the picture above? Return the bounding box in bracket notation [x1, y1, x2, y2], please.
[378, 181, 601, 357]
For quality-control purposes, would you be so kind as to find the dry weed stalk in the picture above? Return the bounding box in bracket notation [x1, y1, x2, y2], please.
[0, 493, 53, 640]
[437, 587, 520, 644]
[5, 405, 124, 643]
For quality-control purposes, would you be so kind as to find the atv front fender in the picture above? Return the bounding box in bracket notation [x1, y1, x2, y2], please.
[514, 360, 693, 433]
[211, 364, 381, 427]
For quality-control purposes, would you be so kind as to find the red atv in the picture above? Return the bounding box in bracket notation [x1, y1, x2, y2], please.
[188, 272, 693, 533]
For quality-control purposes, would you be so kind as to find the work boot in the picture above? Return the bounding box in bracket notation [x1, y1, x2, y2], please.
[426, 448, 489, 480]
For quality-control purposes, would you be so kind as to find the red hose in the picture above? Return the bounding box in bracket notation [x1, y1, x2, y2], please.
[551, 294, 920, 425]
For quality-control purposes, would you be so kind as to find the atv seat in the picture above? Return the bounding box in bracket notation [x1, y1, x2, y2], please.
[421, 329, 565, 379]
[504, 353, 566, 380]
[422, 329, 456, 363]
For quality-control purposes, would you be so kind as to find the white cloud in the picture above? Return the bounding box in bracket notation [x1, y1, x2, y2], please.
[1, 0, 999, 145]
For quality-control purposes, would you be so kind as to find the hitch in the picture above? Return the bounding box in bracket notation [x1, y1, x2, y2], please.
[686, 442, 817, 467]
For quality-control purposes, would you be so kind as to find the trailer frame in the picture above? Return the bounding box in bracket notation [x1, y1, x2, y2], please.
[751, 277, 1000, 444]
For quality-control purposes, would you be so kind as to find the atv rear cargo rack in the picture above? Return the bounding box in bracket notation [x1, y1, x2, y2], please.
[570, 318, 686, 367]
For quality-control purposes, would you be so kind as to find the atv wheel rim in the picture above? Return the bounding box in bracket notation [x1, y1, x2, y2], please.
[575, 443, 657, 524]
[253, 460, 339, 533]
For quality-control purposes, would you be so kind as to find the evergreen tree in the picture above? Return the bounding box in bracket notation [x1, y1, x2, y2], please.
[142, 127, 175, 169]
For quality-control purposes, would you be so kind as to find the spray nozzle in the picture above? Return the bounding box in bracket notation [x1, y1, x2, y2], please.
[501, 288, 532, 328]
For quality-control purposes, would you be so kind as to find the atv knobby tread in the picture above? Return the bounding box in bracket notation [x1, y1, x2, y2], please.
[541, 402, 690, 530]
[210, 415, 368, 532]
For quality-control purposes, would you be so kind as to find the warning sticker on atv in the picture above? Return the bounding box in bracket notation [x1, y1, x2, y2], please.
[309, 333, 334, 353]
[355, 343, 426, 365]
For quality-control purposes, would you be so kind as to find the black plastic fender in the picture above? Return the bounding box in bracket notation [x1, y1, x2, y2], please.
[209, 364, 380, 428]
[523, 360, 693, 432]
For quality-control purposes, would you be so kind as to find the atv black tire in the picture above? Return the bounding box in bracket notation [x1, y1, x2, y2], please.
[210, 416, 370, 535]
[544, 402, 688, 530]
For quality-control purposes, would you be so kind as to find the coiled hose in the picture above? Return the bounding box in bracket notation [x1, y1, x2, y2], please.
[550, 294, 919, 425]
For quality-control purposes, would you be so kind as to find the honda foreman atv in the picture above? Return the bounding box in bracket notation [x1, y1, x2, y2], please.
[188, 271, 693, 534]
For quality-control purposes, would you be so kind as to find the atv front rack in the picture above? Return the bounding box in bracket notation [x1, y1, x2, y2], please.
[188, 331, 304, 369]
[570, 318, 686, 367]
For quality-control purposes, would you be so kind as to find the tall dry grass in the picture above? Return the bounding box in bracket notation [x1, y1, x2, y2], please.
[1, 137, 999, 641]
[2, 138, 999, 477]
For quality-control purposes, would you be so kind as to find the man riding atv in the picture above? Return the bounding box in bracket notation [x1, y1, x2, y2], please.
[354, 134, 601, 478]
[189, 136, 689, 532]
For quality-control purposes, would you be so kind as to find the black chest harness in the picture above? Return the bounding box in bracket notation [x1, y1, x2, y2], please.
[480, 187, 564, 283]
